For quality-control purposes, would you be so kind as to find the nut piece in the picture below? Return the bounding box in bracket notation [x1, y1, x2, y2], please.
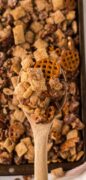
[55, 29, 65, 40]
[15, 142, 27, 157]
[31, 21, 43, 33]
[52, 0, 65, 10]
[52, 10, 65, 24]
[11, 6, 26, 20]
[66, 11, 76, 21]
[72, 21, 78, 34]
[13, 24, 25, 45]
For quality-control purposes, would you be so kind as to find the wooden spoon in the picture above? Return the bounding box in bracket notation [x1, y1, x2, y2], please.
[23, 111, 52, 180]
[19, 64, 67, 180]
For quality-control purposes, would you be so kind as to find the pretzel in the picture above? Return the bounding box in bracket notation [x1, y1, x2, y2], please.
[55, 48, 62, 57]
[34, 58, 61, 81]
[49, 46, 61, 57]
[61, 50, 80, 72]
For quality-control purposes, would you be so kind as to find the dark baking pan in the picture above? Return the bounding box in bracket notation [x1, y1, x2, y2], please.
[0, 0, 86, 176]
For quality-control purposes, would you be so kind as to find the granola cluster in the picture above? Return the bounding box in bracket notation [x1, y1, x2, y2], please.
[0, 0, 84, 164]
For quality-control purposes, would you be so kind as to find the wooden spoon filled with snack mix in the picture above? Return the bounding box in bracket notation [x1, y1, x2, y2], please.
[14, 59, 67, 180]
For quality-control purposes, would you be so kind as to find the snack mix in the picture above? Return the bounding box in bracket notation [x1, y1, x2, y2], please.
[0, 0, 84, 165]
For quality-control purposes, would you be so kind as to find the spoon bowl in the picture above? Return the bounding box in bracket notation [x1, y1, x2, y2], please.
[20, 69, 67, 180]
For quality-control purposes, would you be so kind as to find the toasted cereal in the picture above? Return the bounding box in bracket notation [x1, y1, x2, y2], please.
[21, 137, 32, 147]
[67, 129, 78, 140]
[13, 109, 25, 122]
[51, 168, 64, 177]
[20, 0, 33, 12]
[0, 0, 84, 165]
[52, 10, 65, 24]
[24, 144, 34, 162]
[35, 0, 46, 11]
[11, 6, 26, 20]
[13, 24, 25, 45]
[61, 138, 79, 152]
[12, 46, 27, 60]
[52, 0, 65, 10]
[34, 39, 48, 49]
[4, 138, 15, 153]
[15, 142, 27, 157]
[21, 55, 34, 70]
[34, 48, 48, 62]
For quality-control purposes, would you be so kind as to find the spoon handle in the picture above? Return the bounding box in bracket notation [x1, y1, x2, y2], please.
[23, 111, 51, 180]
[32, 123, 51, 180]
